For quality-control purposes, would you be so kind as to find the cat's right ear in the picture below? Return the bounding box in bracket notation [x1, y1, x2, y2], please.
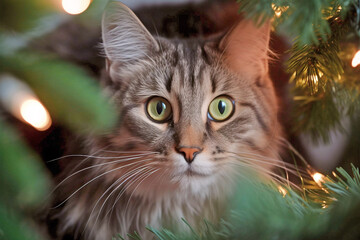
[218, 18, 271, 81]
[102, 1, 159, 64]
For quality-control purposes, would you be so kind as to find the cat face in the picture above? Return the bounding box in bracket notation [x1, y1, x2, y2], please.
[99, 2, 281, 197]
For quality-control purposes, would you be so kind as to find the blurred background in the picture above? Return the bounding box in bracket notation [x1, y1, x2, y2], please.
[0, 1, 115, 239]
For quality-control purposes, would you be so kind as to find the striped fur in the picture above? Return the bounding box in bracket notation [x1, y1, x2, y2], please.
[51, 1, 282, 239]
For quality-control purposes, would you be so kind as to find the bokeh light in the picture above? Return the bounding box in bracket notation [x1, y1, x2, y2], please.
[0, 75, 52, 131]
[351, 50, 360, 68]
[277, 186, 287, 197]
[312, 172, 325, 186]
[20, 99, 52, 131]
[62, 0, 91, 15]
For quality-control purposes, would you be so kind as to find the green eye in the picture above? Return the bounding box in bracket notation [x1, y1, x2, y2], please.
[208, 95, 234, 122]
[146, 97, 172, 123]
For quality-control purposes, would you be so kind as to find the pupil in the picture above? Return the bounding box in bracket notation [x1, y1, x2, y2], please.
[218, 100, 226, 114]
[156, 102, 164, 115]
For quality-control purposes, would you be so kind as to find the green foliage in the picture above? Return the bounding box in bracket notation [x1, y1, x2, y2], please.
[287, 16, 347, 95]
[128, 166, 360, 240]
[0, 1, 117, 239]
[0, 120, 49, 207]
[238, 0, 356, 45]
[239, 0, 360, 143]
[0, 119, 49, 240]
[0, 52, 117, 133]
[0, 0, 55, 32]
[286, 15, 353, 142]
[0, 205, 44, 240]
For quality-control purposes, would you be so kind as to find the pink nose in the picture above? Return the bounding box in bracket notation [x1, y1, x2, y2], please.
[176, 147, 202, 163]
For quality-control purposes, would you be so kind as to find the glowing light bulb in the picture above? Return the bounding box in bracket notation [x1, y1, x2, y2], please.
[311, 75, 319, 84]
[351, 50, 360, 68]
[271, 4, 288, 18]
[0, 75, 52, 131]
[277, 186, 287, 197]
[272, 4, 282, 17]
[62, 0, 91, 15]
[20, 99, 52, 131]
[312, 172, 325, 186]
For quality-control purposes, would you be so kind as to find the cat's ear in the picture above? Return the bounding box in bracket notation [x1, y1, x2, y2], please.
[102, 1, 159, 63]
[220, 18, 271, 79]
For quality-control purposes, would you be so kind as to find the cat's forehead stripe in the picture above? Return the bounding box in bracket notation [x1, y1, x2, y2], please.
[165, 70, 174, 93]
[200, 44, 211, 65]
[173, 41, 209, 90]
[210, 72, 217, 93]
[239, 102, 268, 132]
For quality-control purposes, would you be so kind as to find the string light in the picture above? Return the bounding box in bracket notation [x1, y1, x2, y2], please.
[277, 186, 287, 197]
[62, 0, 91, 15]
[272, 4, 282, 17]
[271, 4, 289, 18]
[312, 172, 326, 186]
[351, 50, 360, 67]
[350, 0, 360, 67]
[20, 99, 51, 131]
[0, 75, 52, 131]
[310, 74, 319, 85]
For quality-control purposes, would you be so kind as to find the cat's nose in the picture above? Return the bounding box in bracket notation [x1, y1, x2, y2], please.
[176, 146, 202, 164]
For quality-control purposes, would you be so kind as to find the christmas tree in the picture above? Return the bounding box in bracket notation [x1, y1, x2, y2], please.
[0, 0, 360, 239]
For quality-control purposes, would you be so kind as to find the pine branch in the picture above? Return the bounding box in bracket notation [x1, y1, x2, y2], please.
[0, 119, 49, 240]
[287, 16, 347, 94]
[0, 51, 117, 133]
[286, 13, 359, 142]
[236, 0, 360, 142]
[134, 165, 360, 240]
[237, 0, 356, 45]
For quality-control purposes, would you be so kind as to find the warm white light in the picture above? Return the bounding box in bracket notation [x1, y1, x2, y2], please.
[0, 75, 53, 131]
[62, 0, 91, 15]
[271, 4, 288, 18]
[272, 4, 282, 17]
[20, 99, 52, 131]
[311, 75, 319, 84]
[277, 186, 287, 197]
[312, 172, 325, 186]
[351, 50, 360, 68]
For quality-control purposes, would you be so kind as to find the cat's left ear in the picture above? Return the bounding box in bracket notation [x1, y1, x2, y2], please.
[219, 18, 271, 80]
[101, 1, 159, 64]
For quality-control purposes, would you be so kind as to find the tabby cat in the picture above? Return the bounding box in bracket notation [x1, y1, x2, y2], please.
[47, 1, 282, 239]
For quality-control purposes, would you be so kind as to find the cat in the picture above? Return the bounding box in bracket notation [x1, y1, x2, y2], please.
[46, 1, 283, 239]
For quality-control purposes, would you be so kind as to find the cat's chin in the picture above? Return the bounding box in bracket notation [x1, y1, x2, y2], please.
[175, 166, 213, 178]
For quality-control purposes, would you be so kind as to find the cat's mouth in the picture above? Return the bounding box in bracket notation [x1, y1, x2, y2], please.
[182, 166, 210, 177]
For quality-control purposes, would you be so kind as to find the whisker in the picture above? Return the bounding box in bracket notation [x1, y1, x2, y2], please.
[100, 150, 157, 154]
[47, 153, 158, 200]
[47, 151, 157, 163]
[231, 155, 312, 188]
[227, 150, 303, 169]
[110, 167, 159, 230]
[85, 164, 155, 236]
[47, 146, 111, 163]
[278, 137, 312, 169]
[123, 168, 159, 214]
[226, 150, 308, 175]
[106, 166, 163, 223]
[51, 158, 154, 209]
[91, 166, 157, 237]
[228, 153, 309, 177]
[83, 178, 123, 236]
[227, 159, 302, 190]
